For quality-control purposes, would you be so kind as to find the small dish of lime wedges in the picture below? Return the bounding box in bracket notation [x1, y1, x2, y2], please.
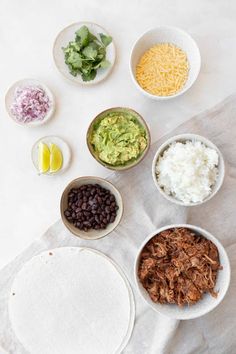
[32, 136, 71, 175]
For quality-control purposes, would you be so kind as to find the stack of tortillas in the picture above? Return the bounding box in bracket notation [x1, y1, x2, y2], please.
[8, 247, 135, 354]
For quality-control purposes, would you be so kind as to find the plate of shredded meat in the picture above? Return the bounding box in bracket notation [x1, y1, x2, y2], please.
[135, 225, 230, 320]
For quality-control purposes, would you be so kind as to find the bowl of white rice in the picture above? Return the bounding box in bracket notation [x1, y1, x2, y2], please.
[152, 134, 225, 206]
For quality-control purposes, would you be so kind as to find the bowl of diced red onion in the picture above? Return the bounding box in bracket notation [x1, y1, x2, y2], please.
[5, 79, 55, 126]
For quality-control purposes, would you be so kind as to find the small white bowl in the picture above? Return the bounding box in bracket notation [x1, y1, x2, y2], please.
[130, 26, 201, 100]
[31, 136, 71, 175]
[53, 22, 116, 85]
[134, 224, 231, 320]
[60, 176, 123, 240]
[5, 79, 55, 126]
[152, 134, 225, 206]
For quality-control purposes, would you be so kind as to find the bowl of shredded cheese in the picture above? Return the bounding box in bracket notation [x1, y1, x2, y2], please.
[152, 134, 225, 206]
[130, 26, 201, 100]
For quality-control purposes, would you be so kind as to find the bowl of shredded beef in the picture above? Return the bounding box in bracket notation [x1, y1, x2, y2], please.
[135, 225, 230, 320]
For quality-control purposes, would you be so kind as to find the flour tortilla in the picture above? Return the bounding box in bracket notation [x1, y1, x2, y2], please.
[8, 247, 135, 354]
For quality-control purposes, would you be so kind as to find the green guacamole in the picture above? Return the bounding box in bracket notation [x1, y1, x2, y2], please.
[90, 111, 148, 166]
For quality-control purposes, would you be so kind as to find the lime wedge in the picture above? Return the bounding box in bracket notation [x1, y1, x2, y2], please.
[38, 142, 50, 173]
[50, 143, 63, 173]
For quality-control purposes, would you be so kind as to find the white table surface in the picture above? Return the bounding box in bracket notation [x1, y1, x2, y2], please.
[0, 0, 236, 270]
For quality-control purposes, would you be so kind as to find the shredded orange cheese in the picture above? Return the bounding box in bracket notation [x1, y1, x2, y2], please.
[136, 43, 189, 96]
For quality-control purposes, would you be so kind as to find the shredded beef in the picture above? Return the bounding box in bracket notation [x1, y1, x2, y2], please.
[138, 227, 222, 306]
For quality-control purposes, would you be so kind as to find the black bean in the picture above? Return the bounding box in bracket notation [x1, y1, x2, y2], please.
[81, 203, 87, 210]
[105, 206, 110, 213]
[64, 183, 118, 232]
[110, 215, 115, 223]
[95, 215, 100, 223]
[83, 221, 91, 227]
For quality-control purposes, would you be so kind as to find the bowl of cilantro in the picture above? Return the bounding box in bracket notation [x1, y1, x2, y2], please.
[53, 22, 115, 84]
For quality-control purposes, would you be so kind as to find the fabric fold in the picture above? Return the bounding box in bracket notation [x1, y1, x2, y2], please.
[1, 95, 236, 354]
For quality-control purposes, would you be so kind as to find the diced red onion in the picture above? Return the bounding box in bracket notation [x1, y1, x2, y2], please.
[11, 85, 51, 123]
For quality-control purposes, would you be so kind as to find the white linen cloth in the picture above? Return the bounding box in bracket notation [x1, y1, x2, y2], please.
[0, 95, 236, 354]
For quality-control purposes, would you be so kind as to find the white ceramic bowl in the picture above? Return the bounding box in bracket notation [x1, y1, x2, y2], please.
[152, 134, 225, 206]
[130, 26, 201, 100]
[60, 176, 123, 240]
[5, 79, 55, 126]
[134, 224, 231, 320]
[31, 136, 71, 176]
[53, 22, 116, 85]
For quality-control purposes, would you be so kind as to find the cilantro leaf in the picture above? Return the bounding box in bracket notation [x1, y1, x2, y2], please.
[88, 41, 99, 50]
[88, 32, 97, 42]
[94, 59, 110, 70]
[67, 64, 79, 76]
[99, 33, 112, 47]
[66, 52, 82, 68]
[100, 59, 110, 68]
[80, 64, 91, 74]
[82, 46, 97, 60]
[81, 69, 97, 81]
[75, 26, 89, 47]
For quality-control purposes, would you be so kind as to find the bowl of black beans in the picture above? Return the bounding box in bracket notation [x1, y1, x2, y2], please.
[60, 176, 123, 239]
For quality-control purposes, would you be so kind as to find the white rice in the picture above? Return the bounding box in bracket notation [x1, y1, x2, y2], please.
[156, 140, 219, 203]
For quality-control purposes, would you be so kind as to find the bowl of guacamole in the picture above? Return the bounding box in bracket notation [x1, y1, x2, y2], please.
[87, 107, 150, 170]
